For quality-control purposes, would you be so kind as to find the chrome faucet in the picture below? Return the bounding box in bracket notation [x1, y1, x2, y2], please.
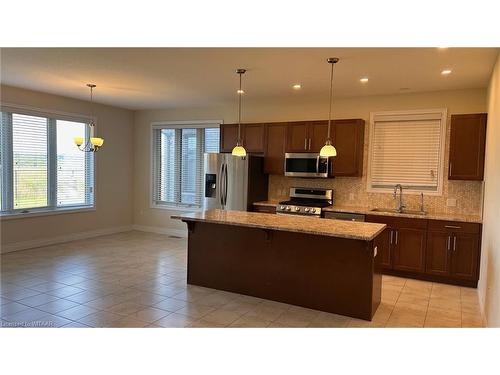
[393, 184, 405, 213]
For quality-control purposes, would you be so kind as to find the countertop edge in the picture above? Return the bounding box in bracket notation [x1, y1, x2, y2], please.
[172, 213, 386, 242]
[252, 201, 482, 224]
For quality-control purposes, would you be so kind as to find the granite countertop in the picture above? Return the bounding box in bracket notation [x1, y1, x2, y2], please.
[172, 209, 386, 241]
[252, 201, 482, 224]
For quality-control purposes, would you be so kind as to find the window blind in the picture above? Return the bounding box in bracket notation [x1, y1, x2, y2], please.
[369, 117, 444, 192]
[153, 124, 220, 209]
[12, 113, 49, 209]
[0, 109, 95, 215]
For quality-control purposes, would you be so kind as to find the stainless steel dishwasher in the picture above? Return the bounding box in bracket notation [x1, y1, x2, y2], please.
[324, 211, 366, 222]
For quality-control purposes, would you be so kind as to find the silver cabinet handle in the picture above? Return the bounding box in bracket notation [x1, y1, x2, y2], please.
[453, 236, 457, 252]
[395, 230, 398, 245]
[445, 225, 461, 229]
[308, 138, 311, 150]
[390, 230, 393, 245]
[449, 162, 452, 177]
[447, 235, 451, 251]
[304, 138, 307, 150]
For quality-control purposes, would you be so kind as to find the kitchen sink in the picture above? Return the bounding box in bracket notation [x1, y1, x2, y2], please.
[370, 208, 427, 216]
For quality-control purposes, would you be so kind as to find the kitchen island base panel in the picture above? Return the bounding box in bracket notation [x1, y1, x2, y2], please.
[185, 221, 381, 321]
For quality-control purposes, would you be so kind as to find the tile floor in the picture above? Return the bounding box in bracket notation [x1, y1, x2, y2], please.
[0, 231, 484, 328]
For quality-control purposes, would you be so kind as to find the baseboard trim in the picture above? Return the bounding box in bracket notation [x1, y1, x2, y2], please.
[1, 225, 133, 254]
[132, 224, 187, 238]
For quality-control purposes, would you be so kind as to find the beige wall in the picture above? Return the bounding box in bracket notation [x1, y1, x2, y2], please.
[478, 53, 500, 327]
[0, 85, 135, 250]
[133, 88, 487, 232]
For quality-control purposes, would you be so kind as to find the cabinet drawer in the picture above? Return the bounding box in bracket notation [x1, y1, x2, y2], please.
[252, 204, 276, 214]
[428, 220, 480, 234]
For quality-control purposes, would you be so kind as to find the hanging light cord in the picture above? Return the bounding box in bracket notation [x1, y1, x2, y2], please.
[238, 72, 243, 144]
[327, 60, 335, 141]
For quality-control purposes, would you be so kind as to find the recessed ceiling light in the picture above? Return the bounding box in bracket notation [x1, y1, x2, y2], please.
[441, 69, 452, 75]
[237, 89, 245, 94]
[360, 77, 369, 83]
[293, 84, 302, 90]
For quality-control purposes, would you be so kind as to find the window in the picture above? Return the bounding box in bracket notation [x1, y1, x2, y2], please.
[152, 122, 220, 209]
[367, 109, 447, 195]
[0, 108, 94, 215]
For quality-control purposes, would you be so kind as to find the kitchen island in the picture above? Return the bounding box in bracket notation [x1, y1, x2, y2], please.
[172, 209, 386, 320]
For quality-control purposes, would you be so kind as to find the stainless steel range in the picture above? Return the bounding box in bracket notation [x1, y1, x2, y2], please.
[276, 187, 333, 217]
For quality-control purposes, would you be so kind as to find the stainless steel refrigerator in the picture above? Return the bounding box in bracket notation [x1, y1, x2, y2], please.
[203, 153, 268, 211]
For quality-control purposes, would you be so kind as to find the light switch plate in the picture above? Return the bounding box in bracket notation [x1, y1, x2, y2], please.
[446, 198, 457, 207]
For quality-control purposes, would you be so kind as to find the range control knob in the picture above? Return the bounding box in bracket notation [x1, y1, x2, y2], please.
[295, 207, 300, 212]
[286, 206, 291, 211]
[310, 208, 316, 214]
[304, 208, 310, 212]
[280, 205, 285, 210]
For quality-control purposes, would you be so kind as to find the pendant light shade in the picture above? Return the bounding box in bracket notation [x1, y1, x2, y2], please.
[232, 69, 247, 157]
[74, 84, 104, 152]
[320, 57, 339, 158]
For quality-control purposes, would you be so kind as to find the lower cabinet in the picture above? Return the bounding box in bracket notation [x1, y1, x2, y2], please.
[367, 215, 481, 287]
[426, 230, 480, 281]
[392, 227, 426, 273]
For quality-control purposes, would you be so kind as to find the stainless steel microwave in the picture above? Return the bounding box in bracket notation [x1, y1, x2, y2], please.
[284, 153, 330, 178]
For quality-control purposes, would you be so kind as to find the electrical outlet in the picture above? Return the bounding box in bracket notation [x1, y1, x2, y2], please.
[349, 193, 355, 201]
[446, 198, 457, 207]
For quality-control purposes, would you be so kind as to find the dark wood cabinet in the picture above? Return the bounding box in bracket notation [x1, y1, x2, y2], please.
[286, 122, 309, 152]
[220, 124, 240, 153]
[392, 227, 427, 273]
[426, 231, 451, 276]
[448, 113, 487, 180]
[332, 119, 365, 177]
[243, 123, 265, 153]
[374, 227, 393, 270]
[220, 123, 265, 153]
[308, 121, 329, 152]
[450, 232, 480, 281]
[367, 215, 481, 287]
[264, 123, 288, 175]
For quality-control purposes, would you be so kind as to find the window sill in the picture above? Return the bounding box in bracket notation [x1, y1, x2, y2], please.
[0, 206, 96, 221]
[151, 203, 202, 213]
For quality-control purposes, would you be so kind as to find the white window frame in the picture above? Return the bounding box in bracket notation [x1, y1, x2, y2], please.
[366, 108, 448, 196]
[0, 103, 97, 218]
[150, 120, 222, 211]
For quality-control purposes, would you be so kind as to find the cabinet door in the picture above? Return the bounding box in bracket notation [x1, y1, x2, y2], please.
[375, 227, 393, 270]
[393, 228, 426, 273]
[450, 233, 480, 281]
[308, 121, 329, 152]
[243, 124, 265, 153]
[449, 113, 487, 180]
[286, 122, 309, 152]
[220, 124, 241, 153]
[332, 119, 365, 177]
[426, 231, 451, 276]
[264, 123, 287, 175]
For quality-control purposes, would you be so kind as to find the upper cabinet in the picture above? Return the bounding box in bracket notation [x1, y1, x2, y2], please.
[264, 123, 288, 175]
[448, 113, 487, 181]
[220, 123, 265, 153]
[331, 119, 365, 177]
[220, 124, 240, 153]
[221, 118, 365, 177]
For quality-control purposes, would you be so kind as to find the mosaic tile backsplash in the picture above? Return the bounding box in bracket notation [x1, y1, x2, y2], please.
[268, 119, 484, 216]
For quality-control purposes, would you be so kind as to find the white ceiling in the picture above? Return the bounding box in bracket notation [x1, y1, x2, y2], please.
[1, 48, 498, 110]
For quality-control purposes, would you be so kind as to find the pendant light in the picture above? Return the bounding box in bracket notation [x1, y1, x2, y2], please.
[319, 57, 339, 157]
[231, 68, 247, 157]
[74, 84, 104, 152]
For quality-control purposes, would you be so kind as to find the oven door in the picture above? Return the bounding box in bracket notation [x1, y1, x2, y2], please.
[284, 153, 329, 177]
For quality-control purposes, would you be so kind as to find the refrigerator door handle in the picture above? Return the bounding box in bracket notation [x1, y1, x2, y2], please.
[219, 162, 225, 208]
[224, 163, 228, 207]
